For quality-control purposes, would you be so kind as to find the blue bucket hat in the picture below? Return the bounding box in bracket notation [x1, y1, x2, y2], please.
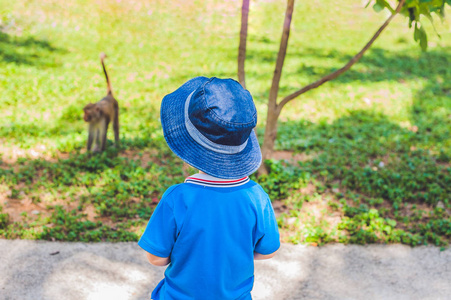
[160, 76, 262, 179]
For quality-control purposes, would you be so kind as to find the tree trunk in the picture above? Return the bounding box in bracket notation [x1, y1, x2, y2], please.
[258, 0, 294, 175]
[238, 0, 250, 88]
[261, 104, 281, 163]
[268, 0, 294, 103]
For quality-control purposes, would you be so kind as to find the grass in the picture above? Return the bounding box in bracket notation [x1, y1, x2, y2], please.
[0, 0, 450, 246]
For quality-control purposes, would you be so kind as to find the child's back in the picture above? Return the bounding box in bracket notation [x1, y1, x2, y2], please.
[140, 173, 279, 299]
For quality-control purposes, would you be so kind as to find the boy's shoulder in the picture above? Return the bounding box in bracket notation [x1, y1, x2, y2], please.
[161, 183, 185, 198]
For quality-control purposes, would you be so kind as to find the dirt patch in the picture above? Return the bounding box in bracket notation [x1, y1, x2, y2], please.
[82, 204, 98, 222]
[271, 150, 318, 163]
[0, 182, 84, 224]
[119, 149, 160, 168]
[272, 200, 290, 217]
[0, 142, 71, 165]
[299, 182, 316, 196]
[1, 196, 51, 224]
[302, 198, 343, 226]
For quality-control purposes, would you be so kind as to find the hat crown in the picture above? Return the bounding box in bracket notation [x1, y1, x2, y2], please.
[188, 78, 257, 146]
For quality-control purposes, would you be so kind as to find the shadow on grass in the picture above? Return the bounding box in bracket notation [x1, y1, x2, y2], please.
[310, 47, 450, 84]
[410, 80, 451, 157]
[268, 107, 450, 245]
[0, 32, 66, 66]
[275, 109, 449, 199]
[242, 44, 450, 92]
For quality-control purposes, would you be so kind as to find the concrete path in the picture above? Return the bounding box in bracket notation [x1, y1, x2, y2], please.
[1, 239, 450, 300]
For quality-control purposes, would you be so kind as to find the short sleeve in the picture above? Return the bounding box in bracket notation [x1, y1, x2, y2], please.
[138, 187, 177, 258]
[254, 200, 280, 255]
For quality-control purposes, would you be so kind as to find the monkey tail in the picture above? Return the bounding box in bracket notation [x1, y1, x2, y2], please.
[100, 52, 112, 95]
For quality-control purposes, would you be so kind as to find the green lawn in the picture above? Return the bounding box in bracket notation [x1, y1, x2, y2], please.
[0, 0, 450, 246]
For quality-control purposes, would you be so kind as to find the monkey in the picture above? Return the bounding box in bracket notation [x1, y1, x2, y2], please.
[83, 53, 119, 153]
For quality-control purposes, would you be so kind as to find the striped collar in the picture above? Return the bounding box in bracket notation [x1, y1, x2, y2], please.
[184, 173, 249, 188]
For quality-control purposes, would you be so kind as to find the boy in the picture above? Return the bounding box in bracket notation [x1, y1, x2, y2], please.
[138, 77, 280, 299]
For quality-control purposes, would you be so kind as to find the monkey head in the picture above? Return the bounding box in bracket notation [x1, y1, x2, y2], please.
[83, 103, 102, 122]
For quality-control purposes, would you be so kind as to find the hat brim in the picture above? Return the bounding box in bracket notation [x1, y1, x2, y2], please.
[160, 77, 262, 179]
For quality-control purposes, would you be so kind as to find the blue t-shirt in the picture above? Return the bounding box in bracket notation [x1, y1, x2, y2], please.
[138, 173, 280, 300]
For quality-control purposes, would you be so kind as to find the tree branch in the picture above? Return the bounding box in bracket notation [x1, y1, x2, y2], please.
[238, 0, 250, 89]
[268, 0, 294, 111]
[278, 0, 405, 109]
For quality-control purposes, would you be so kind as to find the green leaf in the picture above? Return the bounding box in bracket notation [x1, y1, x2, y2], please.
[418, 25, 428, 51]
[373, 2, 384, 12]
[406, 0, 419, 7]
[414, 5, 421, 20]
[414, 23, 421, 41]
[414, 22, 428, 51]
[376, 0, 395, 13]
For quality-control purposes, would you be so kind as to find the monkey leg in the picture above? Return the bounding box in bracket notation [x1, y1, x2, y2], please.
[92, 128, 101, 153]
[87, 125, 94, 151]
[100, 119, 110, 152]
[113, 109, 119, 147]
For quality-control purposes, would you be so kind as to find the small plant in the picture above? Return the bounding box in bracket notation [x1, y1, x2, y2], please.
[0, 206, 9, 229]
[254, 160, 310, 200]
[39, 206, 138, 242]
